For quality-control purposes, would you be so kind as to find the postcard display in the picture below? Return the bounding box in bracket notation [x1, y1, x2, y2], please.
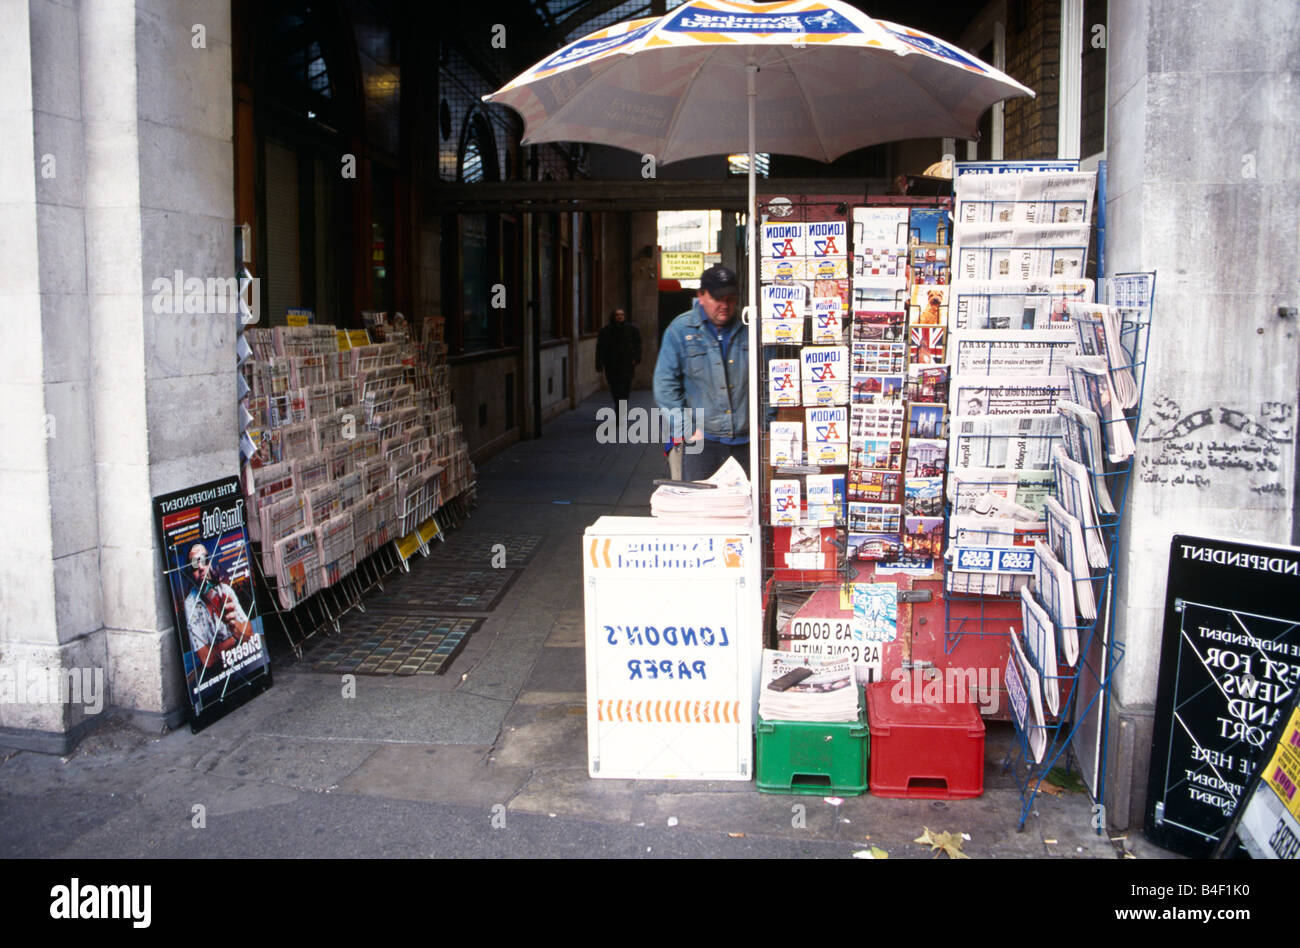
[757, 195, 954, 696]
[238, 318, 475, 645]
[946, 162, 1156, 828]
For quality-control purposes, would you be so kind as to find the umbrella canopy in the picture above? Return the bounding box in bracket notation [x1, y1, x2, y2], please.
[485, 0, 1033, 165]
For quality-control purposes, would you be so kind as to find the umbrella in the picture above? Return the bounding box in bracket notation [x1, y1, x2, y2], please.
[484, 0, 1033, 430]
[484, 0, 1032, 690]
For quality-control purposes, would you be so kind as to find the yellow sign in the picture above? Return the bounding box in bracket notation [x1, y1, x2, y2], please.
[418, 518, 441, 545]
[1262, 707, 1300, 819]
[396, 532, 422, 561]
[661, 251, 705, 281]
[349, 330, 372, 348]
[286, 308, 313, 326]
[336, 330, 351, 350]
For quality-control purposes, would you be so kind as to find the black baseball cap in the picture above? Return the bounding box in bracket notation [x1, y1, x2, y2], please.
[699, 264, 739, 298]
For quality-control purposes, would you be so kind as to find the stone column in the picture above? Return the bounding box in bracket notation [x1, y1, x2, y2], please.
[1103, 0, 1300, 829]
[0, 0, 234, 752]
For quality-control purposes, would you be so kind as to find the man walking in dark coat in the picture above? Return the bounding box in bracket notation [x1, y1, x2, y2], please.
[595, 308, 641, 409]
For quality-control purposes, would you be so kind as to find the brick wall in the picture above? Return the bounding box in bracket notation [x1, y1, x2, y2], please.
[1002, 0, 1061, 159]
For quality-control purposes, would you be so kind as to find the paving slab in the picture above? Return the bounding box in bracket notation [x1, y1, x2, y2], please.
[253, 680, 511, 746]
[338, 743, 531, 807]
[204, 734, 381, 792]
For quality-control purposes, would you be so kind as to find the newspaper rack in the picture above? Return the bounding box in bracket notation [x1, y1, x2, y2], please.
[944, 273, 1154, 831]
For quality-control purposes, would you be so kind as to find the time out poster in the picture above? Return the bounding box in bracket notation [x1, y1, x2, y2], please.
[153, 476, 272, 731]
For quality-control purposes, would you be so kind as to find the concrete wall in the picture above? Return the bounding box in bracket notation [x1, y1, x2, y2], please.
[0, 0, 235, 751]
[450, 354, 522, 461]
[1104, 0, 1300, 829]
[539, 344, 570, 423]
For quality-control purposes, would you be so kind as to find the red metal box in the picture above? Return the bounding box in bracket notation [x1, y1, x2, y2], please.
[865, 682, 985, 800]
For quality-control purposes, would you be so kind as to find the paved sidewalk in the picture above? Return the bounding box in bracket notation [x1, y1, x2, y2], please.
[0, 392, 1171, 859]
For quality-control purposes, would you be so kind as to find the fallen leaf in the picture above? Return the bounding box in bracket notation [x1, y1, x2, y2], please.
[1038, 780, 1064, 796]
[914, 826, 970, 859]
[871, 846, 889, 859]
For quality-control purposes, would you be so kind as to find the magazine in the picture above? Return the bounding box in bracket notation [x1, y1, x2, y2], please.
[805, 473, 842, 526]
[1064, 356, 1135, 461]
[1044, 496, 1098, 621]
[801, 346, 849, 405]
[274, 527, 322, 610]
[1066, 301, 1137, 408]
[811, 297, 842, 344]
[769, 421, 803, 466]
[1019, 585, 1061, 717]
[1033, 539, 1079, 664]
[1008, 631, 1047, 763]
[1056, 400, 1116, 512]
[769, 358, 801, 407]
[1051, 446, 1109, 568]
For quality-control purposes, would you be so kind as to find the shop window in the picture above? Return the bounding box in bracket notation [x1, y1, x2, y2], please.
[459, 111, 499, 185]
[266, 2, 339, 126]
[256, 0, 355, 325]
[460, 214, 496, 352]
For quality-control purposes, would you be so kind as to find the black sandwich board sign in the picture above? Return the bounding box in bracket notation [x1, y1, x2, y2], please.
[1144, 535, 1300, 856]
[153, 477, 273, 732]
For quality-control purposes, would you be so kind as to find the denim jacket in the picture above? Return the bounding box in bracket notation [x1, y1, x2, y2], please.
[653, 301, 748, 441]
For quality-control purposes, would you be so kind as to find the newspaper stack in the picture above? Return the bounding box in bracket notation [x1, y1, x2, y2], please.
[758, 649, 860, 723]
[650, 456, 752, 527]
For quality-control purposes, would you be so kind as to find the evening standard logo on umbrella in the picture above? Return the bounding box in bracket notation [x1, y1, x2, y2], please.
[880, 23, 988, 72]
[539, 20, 657, 71]
[667, 6, 859, 34]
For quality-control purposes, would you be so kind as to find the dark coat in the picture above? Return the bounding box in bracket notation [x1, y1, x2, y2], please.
[596, 318, 642, 376]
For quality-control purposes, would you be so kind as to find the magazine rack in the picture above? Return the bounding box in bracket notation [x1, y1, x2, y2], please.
[1001, 272, 1156, 830]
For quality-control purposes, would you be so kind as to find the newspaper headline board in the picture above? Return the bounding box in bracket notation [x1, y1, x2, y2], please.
[584, 525, 752, 780]
[1144, 535, 1300, 857]
[1234, 701, 1300, 858]
[153, 477, 273, 733]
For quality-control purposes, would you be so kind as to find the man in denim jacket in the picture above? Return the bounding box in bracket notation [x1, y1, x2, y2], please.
[653, 264, 749, 481]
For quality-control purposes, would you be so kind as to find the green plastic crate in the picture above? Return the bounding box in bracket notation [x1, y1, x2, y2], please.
[755, 693, 869, 796]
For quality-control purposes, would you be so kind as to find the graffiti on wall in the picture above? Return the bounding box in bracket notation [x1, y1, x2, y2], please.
[1138, 396, 1294, 497]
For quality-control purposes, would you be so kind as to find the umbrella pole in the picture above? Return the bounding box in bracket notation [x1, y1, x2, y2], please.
[746, 62, 762, 713]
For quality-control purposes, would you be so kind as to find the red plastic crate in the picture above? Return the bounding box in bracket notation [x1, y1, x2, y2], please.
[865, 682, 985, 800]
